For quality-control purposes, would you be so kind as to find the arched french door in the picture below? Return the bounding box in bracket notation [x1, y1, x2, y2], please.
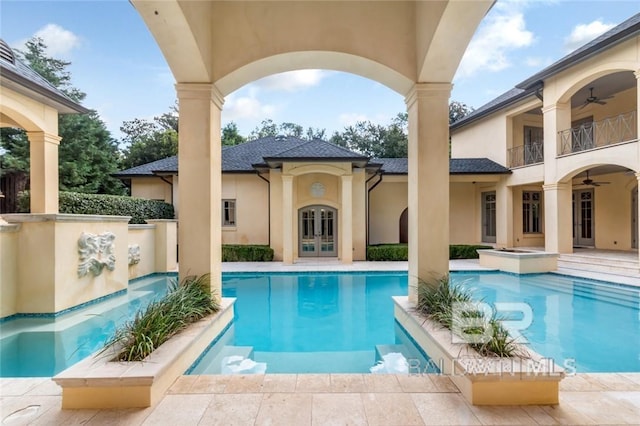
[399, 208, 408, 244]
[299, 205, 337, 257]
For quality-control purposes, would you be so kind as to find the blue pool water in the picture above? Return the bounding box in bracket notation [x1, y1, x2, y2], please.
[1, 271, 639, 377]
[189, 272, 432, 374]
[0, 276, 171, 377]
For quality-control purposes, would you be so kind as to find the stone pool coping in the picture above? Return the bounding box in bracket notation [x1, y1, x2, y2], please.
[53, 297, 235, 409]
[393, 296, 564, 405]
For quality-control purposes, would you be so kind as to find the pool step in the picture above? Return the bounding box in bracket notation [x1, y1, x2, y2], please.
[189, 345, 254, 374]
[520, 275, 639, 310]
[375, 344, 413, 362]
[557, 254, 639, 276]
[253, 350, 375, 373]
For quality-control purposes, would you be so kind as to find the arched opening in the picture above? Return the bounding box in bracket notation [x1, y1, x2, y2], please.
[298, 205, 337, 257]
[399, 208, 408, 244]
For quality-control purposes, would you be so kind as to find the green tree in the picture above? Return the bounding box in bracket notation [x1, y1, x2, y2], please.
[449, 100, 474, 124]
[248, 119, 278, 140]
[247, 119, 327, 141]
[120, 106, 179, 169]
[0, 37, 125, 195]
[221, 122, 246, 146]
[330, 113, 408, 158]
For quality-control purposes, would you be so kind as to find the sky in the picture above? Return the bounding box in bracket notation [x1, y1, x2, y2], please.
[1, 0, 639, 143]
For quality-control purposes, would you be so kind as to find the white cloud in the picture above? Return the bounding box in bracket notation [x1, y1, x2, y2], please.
[254, 70, 327, 92]
[524, 56, 552, 67]
[456, 9, 534, 79]
[24, 24, 82, 58]
[338, 113, 370, 127]
[223, 95, 276, 121]
[564, 20, 615, 52]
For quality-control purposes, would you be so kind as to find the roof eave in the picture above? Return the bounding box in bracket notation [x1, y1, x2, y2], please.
[450, 89, 538, 132]
[0, 67, 90, 114]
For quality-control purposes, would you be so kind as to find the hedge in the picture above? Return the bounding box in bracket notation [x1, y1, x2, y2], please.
[449, 244, 493, 259]
[367, 244, 493, 261]
[17, 191, 174, 224]
[367, 244, 408, 261]
[222, 244, 274, 262]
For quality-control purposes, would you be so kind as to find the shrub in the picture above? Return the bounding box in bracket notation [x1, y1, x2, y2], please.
[103, 274, 219, 362]
[366, 244, 408, 261]
[367, 244, 493, 261]
[222, 244, 274, 262]
[416, 277, 522, 358]
[449, 244, 493, 259]
[18, 191, 174, 224]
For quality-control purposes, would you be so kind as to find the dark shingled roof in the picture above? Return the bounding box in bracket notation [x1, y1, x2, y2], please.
[0, 39, 89, 114]
[450, 12, 640, 131]
[114, 156, 178, 177]
[262, 138, 367, 161]
[449, 87, 537, 131]
[116, 137, 510, 177]
[372, 158, 510, 175]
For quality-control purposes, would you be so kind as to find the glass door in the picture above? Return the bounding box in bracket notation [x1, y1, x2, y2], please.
[299, 205, 337, 257]
[482, 192, 496, 243]
[572, 189, 595, 247]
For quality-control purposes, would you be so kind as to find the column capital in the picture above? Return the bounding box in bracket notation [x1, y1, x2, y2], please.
[175, 83, 224, 109]
[633, 69, 640, 80]
[542, 182, 571, 191]
[281, 174, 293, 183]
[26, 131, 62, 145]
[541, 102, 570, 115]
[340, 174, 353, 182]
[405, 82, 452, 108]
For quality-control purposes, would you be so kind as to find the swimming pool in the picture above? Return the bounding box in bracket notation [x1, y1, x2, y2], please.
[1, 271, 638, 377]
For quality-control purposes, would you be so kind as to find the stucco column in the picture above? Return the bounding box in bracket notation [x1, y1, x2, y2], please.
[496, 181, 513, 247]
[636, 173, 640, 264]
[341, 174, 353, 264]
[26, 131, 61, 213]
[282, 174, 294, 264]
[175, 83, 223, 298]
[541, 102, 571, 183]
[405, 83, 451, 302]
[635, 70, 640, 160]
[543, 182, 573, 253]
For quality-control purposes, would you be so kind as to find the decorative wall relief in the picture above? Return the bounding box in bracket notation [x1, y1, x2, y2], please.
[310, 182, 325, 198]
[128, 244, 141, 266]
[78, 232, 116, 277]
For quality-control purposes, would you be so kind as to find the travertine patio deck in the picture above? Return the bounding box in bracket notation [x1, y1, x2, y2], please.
[2, 373, 640, 425]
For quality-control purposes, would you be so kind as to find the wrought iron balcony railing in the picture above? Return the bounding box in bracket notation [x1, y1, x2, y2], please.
[558, 110, 637, 156]
[508, 141, 544, 168]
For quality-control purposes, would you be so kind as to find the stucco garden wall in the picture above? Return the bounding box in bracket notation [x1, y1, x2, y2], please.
[221, 173, 269, 245]
[131, 177, 173, 205]
[0, 224, 19, 317]
[0, 216, 177, 318]
[368, 177, 407, 245]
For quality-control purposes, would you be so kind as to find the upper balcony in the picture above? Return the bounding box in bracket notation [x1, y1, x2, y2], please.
[508, 141, 543, 168]
[558, 110, 637, 156]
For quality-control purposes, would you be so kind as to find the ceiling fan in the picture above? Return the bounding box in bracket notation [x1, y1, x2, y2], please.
[579, 87, 613, 109]
[579, 170, 610, 187]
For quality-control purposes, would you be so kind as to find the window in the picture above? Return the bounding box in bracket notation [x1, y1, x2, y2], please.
[222, 200, 236, 227]
[522, 191, 541, 233]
